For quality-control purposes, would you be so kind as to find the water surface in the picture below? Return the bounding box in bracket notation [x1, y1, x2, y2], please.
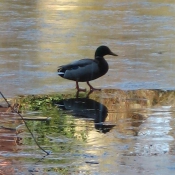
[0, 0, 175, 97]
[1, 0, 175, 174]
[1, 89, 175, 174]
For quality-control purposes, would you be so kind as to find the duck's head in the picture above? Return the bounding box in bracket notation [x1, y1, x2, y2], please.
[95, 45, 118, 58]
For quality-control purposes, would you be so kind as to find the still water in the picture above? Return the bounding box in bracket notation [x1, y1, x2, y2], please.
[0, 0, 175, 97]
[1, 90, 175, 174]
[1, 0, 175, 174]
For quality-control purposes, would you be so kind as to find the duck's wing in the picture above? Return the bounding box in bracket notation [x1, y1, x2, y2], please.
[58, 59, 100, 82]
[58, 59, 94, 71]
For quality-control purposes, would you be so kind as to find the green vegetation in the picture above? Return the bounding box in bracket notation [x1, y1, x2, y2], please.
[19, 93, 65, 111]
[13, 93, 90, 174]
[17, 92, 88, 154]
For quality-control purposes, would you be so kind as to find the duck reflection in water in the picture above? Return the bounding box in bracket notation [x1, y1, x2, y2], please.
[56, 98, 115, 133]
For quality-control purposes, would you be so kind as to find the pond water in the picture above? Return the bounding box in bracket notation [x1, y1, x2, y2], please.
[1, 0, 175, 174]
[1, 89, 175, 174]
[0, 0, 175, 97]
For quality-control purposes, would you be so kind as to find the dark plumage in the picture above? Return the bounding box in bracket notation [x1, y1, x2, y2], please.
[58, 45, 118, 91]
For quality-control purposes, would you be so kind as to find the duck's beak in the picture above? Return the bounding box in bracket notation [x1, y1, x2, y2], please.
[110, 51, 118, 56]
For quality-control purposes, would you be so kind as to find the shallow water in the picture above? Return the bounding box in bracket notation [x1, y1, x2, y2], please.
[1, 89, 175, 174]
[0, 0, 175, 97]
[1, 0, 175, 174]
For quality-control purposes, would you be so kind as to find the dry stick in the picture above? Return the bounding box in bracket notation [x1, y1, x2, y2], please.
[0, 91, 50, 155]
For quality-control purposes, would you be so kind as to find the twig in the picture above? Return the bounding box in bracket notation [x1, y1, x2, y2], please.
[0, 91, 50, 155]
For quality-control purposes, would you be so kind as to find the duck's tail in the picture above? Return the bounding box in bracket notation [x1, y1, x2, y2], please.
[57, 66, 62, 72]
[57, 66, 65, 76]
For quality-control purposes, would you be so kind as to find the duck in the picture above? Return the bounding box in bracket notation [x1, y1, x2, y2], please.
[57, 45, 118, 91]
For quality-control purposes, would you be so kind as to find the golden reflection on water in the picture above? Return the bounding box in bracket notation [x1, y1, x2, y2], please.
[1, 0, 175, 173]
[0, 0, 175, 96]
[0, 89, 175, 174]
[74, 89, 175, 173]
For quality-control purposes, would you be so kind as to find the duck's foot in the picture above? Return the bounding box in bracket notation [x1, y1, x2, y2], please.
[87, 82, 101, 91]
[76, 81, 86, 92]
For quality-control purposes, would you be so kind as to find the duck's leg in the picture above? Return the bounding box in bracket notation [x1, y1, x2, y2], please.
[87, 81, 101, 91]
[76, 81, 86, 92]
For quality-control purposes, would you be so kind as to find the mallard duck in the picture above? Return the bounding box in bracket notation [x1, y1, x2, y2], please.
[58, 45, 118, 91]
